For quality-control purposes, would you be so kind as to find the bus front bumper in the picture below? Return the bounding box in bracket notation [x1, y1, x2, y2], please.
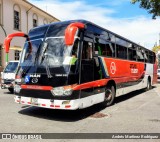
[1, 83, 14, 89]
[14, 96, 80, 110]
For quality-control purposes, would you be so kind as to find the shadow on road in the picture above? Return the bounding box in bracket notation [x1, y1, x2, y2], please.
[114, 86, 156, 104]
[18, 103, 106, 122]
[18, 86, 156, 122]
[3, 91, 14, 95]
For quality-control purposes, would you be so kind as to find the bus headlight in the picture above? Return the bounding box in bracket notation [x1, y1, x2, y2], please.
[14, 85, 21, 93]
[51, 87, 64, 96]
[64, 89, 73, 96]
[51, 87, 73, 96]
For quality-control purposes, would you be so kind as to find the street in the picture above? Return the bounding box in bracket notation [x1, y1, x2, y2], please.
[0, 84, 160, 141]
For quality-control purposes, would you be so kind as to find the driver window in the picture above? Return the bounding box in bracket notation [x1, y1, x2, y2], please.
[71, 39, 79, 58]
[82, 37, 93, 59]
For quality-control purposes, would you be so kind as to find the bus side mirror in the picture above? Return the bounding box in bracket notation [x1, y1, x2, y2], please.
[4, 32, 28, 53]
[65, 22, 85, 46]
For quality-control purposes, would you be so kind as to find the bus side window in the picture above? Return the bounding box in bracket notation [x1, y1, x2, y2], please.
[94, 37, 102, 56]
[103, 42, 114, 57]
[143, 50, 148, 62]
[116, 45, 127, 59]
[82, 38, 93, 59]
[137, 48, 144, 62]
[148, 51, 155, 64]
[94, 37, 115, 57]
[128, 48, 137, 61]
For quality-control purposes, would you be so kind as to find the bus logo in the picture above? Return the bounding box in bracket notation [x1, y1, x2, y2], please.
[31, 78, 38, 83]
[110, 62, 116, 74]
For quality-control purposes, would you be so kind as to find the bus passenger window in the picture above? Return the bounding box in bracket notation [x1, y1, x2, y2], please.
[94, 37, 114, 57]
[143, 50, 148, 62]
[116, 45, 127, 59]
[148, 52, 155, 63]
[82, 41, 93, 59]
[128, 48, 137, 61]
[136, 48, 144, 62]
[105, 43, 114, 57]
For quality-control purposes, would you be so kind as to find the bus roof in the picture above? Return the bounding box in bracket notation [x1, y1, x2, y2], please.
[30, 19, 154, 53]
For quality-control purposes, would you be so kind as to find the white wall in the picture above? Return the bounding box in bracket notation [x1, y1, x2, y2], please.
[0, 0, 57, 68]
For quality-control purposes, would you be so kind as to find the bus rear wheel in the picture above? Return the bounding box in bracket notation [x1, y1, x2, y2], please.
[102, 85, 115, 107]
[146, 78, 152, 91]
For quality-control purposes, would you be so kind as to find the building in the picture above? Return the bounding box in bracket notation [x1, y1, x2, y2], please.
[0, 0, 59, 72]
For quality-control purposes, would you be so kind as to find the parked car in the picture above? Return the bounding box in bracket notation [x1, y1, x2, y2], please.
[1, 61, 19, 93]
[157, 69, 160, 82]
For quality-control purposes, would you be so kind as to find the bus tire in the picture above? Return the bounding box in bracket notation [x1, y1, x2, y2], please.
[146, 78, 152, 91]
[8, 88, 14, 94]
[102, 85, 115, 107]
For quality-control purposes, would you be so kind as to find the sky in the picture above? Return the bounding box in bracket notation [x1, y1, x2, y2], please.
[28, 0, 160, 49]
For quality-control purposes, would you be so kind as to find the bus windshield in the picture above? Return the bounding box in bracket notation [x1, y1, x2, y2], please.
[19, 23, 80, 76]
[40, 37, 79, 66]
[4, 62, 18, 73]
[20, 37, 79, 67]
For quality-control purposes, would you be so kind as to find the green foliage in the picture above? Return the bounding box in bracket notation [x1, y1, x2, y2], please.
[152, 45, 160, 53]
[131, 0, 160, 19]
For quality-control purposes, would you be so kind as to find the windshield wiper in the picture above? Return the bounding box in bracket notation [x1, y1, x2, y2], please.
[40, 42, 52, 78]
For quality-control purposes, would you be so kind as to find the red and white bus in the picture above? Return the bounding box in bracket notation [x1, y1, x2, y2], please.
[4, 20, 157, 110]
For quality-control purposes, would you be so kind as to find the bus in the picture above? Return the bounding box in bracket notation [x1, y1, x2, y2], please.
[4, 20, 157, 110]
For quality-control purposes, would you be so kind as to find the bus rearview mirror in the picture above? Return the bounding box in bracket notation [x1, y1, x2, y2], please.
[65, 22, 85, 46]
[4, 32, 28, 53]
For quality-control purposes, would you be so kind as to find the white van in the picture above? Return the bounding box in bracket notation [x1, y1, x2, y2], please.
[1, 61, 19, 93]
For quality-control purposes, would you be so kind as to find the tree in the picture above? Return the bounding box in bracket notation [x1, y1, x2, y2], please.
[152, 45, 160, 53]
[131, 0, 160, 19]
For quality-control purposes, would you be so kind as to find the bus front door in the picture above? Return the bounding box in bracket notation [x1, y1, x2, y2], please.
[80, 37, 94, 99]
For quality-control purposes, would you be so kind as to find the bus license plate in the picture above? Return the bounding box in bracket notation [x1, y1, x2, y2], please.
[31, 98, 38, 105]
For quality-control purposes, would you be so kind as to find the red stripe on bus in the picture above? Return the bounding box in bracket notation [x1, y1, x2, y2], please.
[21, 85, 52, 90]
[72, 72, 145, 91]
[73, 79, 108, 90]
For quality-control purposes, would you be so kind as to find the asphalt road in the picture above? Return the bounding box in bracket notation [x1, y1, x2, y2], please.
[0, 84, 160, 142]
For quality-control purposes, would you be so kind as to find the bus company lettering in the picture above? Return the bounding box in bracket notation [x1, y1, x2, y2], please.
[110, 62, 116, 74]
[130, 64, 138, 74]
[55, 74, 68, 77]
[29, 74, 41, 78]
[26, 85, 43, 90]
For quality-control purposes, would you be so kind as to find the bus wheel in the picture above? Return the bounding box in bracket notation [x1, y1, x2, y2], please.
[146, 78, 152, 91]
[102, 86, 115, 107]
